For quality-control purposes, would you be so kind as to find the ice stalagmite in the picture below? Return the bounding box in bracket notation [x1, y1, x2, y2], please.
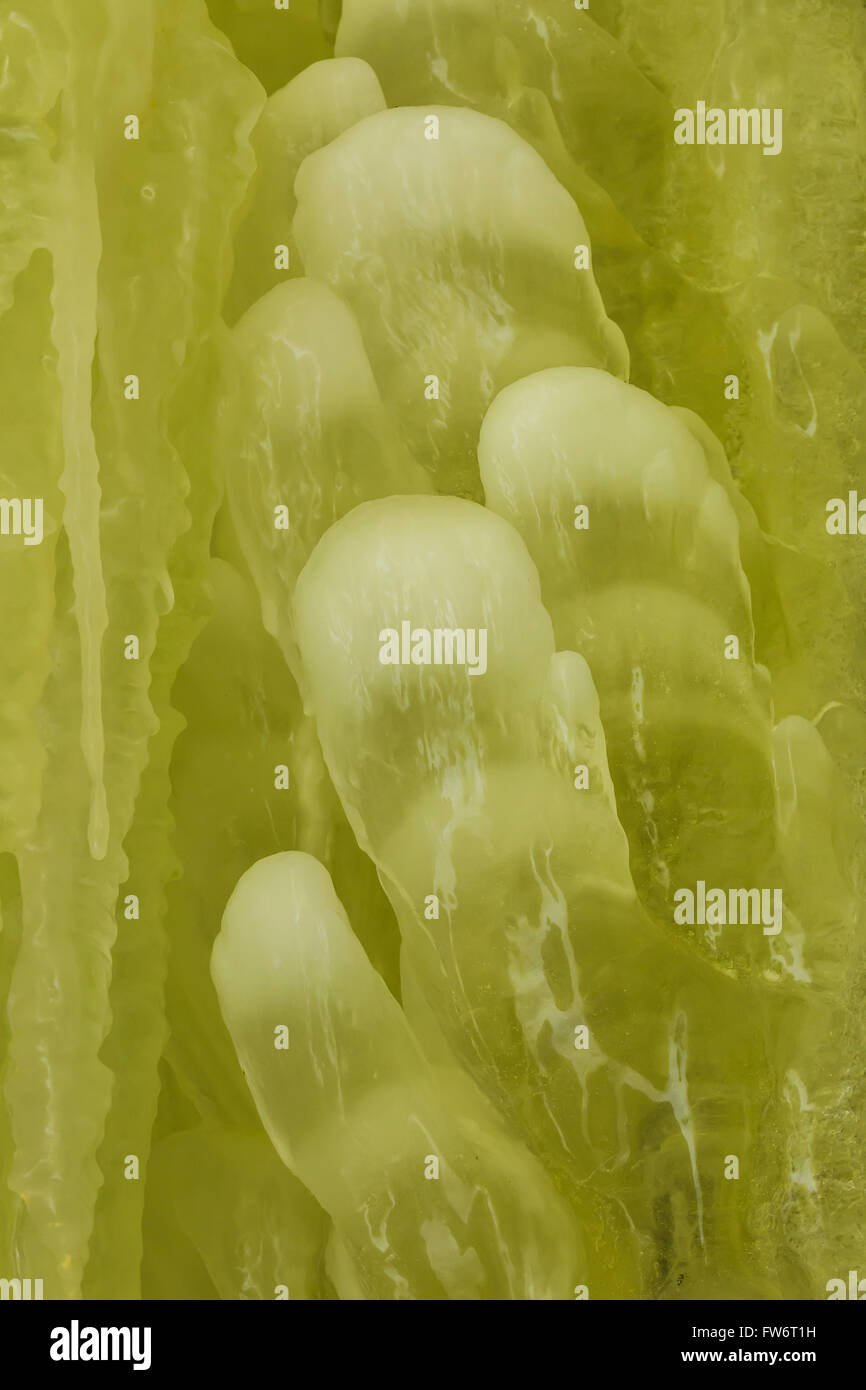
[293, 106, 628, 497]
[163, 558, 401, 1123]
[479, 367, 778, 946]
[334, 0, 746, 526]
[294, 495, 782, 1296]
[212, 851, 584, 1300]
[226, 277, 430, 674]
[143, 556, 387, 1300]
[479, 367, 864, 1293]
[223, 281, 427, 987]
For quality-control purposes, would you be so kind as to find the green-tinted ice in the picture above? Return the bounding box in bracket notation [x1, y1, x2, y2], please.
[479, 367, 778, 940]
[205, 0, 333, 96]
[478, 370, 861, 1293]
[758, 715, 861, 1295]
[144, 1125, 331, 1300]
[294, 495, 790, 1296]
[334, 0, 865, 720]
[0, 0, 261, 1297]
[293, 105, 627, 496]
[336, 0, 668, 235]
[225, 57, 386, 323]
[0, 0, 862, 1306]
[213, 851, 585, 1299]
[225, 276, 430, 672]
[162, 554, 400, 1125]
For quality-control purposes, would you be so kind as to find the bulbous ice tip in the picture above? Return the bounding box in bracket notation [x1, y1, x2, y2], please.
[212, 851, 349, 1019]
[294, 492, 555, 711]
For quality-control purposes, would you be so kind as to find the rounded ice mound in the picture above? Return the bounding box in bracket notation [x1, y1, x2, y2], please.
[293, 106, 628, 497]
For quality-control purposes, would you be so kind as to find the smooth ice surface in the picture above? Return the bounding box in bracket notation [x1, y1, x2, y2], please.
[293, 105, 628, 496]
[480, 367, 778, 936]
[294, 495, 795, 1296]
[213, 851, 586, 1299]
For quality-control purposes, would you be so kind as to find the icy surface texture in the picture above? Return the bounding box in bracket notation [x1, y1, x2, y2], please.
[479, 368, 776, 931]
[0, 0, 261, 1297]
[213, 851, 585, 1299]
[293, 104, 627, 496]
[0, 0, 863, 1302]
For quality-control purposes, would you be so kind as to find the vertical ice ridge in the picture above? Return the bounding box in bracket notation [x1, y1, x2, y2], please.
[0, 0, 115, 1298]
[83, 3, 266, 1295]
[6, 539, 118, 1298]
[49, 35, 109, 863]
[0, 0, 263, 1298]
